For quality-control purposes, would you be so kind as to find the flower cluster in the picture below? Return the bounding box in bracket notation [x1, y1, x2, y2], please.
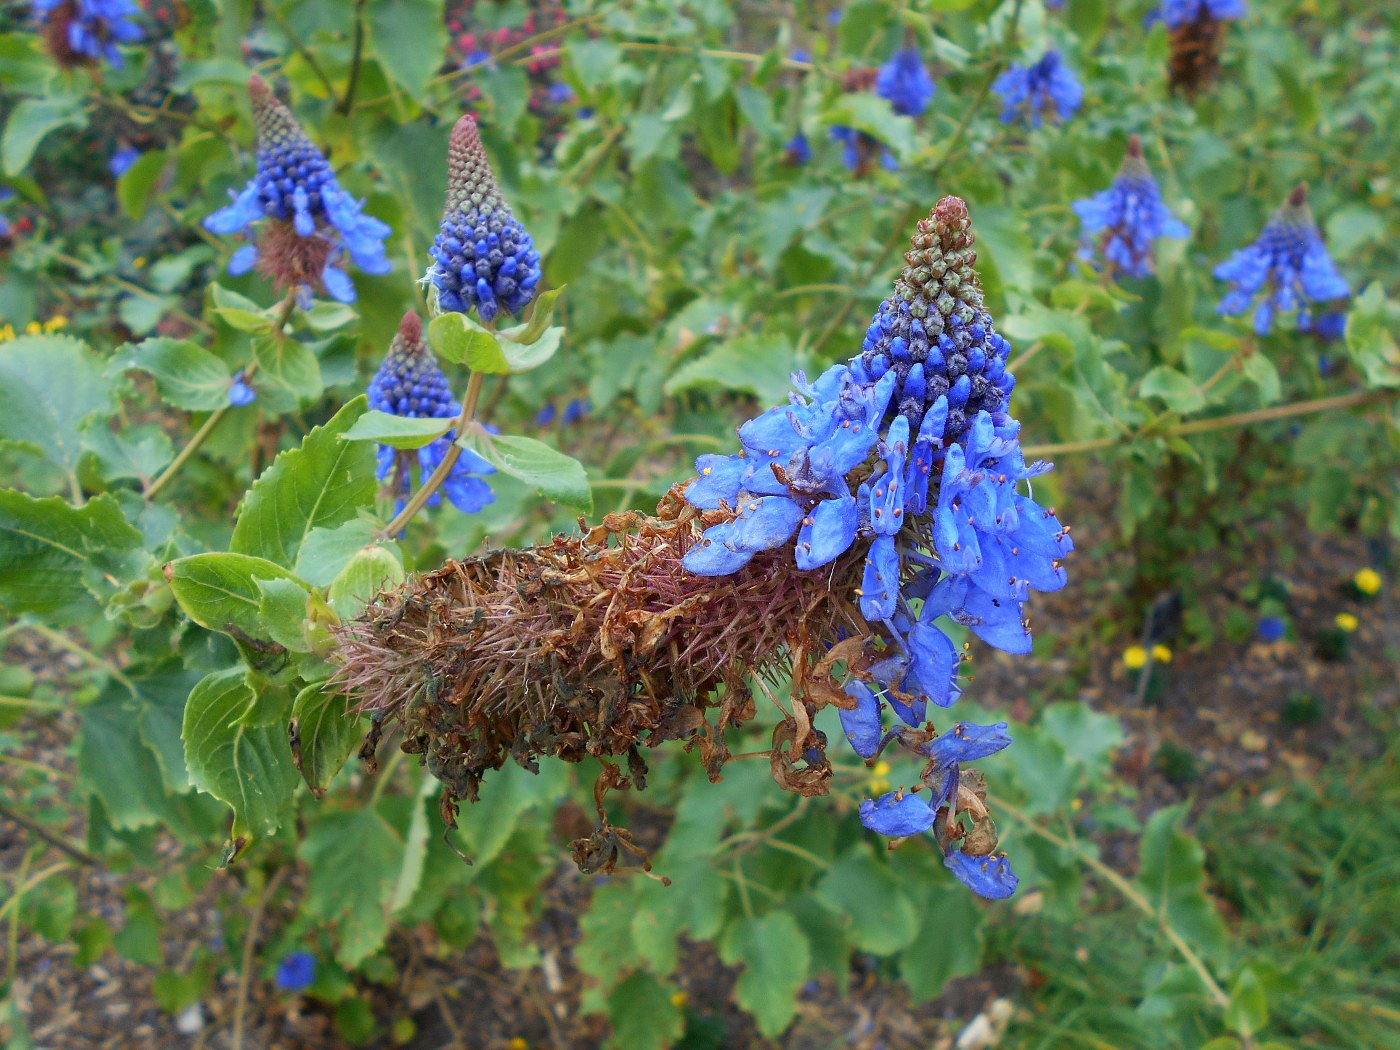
[876, 47, 935, 118]
[993, 49, 1083, 127]
[682, 198, 1073, 898]
[425, 115, 542, 322]
[1074, 135, 1189, 278]
[1215, 184, 1349, 337]
[1159, 0, 1246, 29]
[830, 126, 898, 174]
[368, 312, 495, 516]
[204, 76, 392, 306]
[34, 0, 142, 68]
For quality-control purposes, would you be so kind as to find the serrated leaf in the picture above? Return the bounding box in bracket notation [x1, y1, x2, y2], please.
[231, 396, 378, 568]
[251, 331, 323, 412]
[0, 334, 113, 472]
[718, 912, 810, 1038]
[167, 552, 306, 640]
[463, 432, 592, 512]
[340, 409, 451, 449]
[119, 338, 234, 411]
[182, 669, 299, 840]
[291, 685, 360, 794]
[368, 0, 446, 102]
[256, 577, 314, 653]
[1140, 366, 1206, 414]
[429, 311, 508, 372]
[1137, 803, 1230, 970]
[0, 491, 144, 617]
[3, 95, 87, 175]
[294, 519, 388, 587]
[299, 808, 404, 966]
[85, 426, 174, 485]
[604, 972, 685, 1050]
[815, 849, 920, 955]
[327, 545, 404, 620]
[79, 690, 180, 831]
[898, 881, 985, 1001]
[665, 333, 796, 407]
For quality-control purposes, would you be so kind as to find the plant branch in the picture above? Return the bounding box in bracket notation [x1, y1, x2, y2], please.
[0, 802, 98, 867]
[338, 0, 369, 116]
[231, 867, 289, 1050]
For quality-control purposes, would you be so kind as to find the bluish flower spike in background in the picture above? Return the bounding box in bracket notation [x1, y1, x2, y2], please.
[33, 0, 142, 68]
[204, 75, 392, 306]
[993, 49, 1083, 127]
[1159, 0, 1246, 30]
[876, 46, 935, 117]
[1074, 135, 1188, 279]
[682, 198, 1074, 897]
[1215, 183, 1350, 337]
[368, 312, 495, 516]
[426, 114, 543, 323]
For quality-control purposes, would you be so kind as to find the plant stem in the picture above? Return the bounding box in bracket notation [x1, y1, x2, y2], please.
[993, 797, 1230, 1010]
[145, 292, 298, 500]
[1022, 388, 1396, 459]
[21, 619, 137, 697]
[379, 371, 489, 538]
[231, 868, 288, 1050]
[338, 0, 368, 115]
[0, 802, 98, 867]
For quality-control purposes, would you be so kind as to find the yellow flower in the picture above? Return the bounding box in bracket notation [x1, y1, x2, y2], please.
[670, 991, 688, 1009]
[0, 324, 14, 343]
[508, 1039, 529, 1050]
[1335, 612, 1359, 633]
[1122, 645, 1148, 670]
[43, 315, 68, 332]
[1354, 568, 1382, 596]
[25, 321, 41, 334]
[1151, 644, 1172, 664]
[866, 760, 892, 795]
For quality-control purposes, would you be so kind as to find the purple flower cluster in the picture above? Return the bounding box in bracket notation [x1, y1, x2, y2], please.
[368, 312, 495, 517]
[205, 76, 392, 305]
[993, 49, 1083, 127]
[682, 199, 1073, 898]
[1074, 135, 1189, 278]
[1215, 184, 1349, 337]
[426, 115, 542, 323]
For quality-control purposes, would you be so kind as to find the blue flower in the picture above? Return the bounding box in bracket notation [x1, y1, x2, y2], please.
[426, 115, 543, 323]
[274, 950, 317, 992]
[33, 0, 142, 68]
[1257, 616, 1286, 642]
[1215, 184, 1349, 337]
[1159, 0, 1246, 29]
[680, 198, 1071, 896]
[229, 371, 257, 407]
[368, 312, 495, 516]
[205, 76, 392, 306]
[785, 131, 812, 166]
[562, 398, 590, 426]
[876, 47, 935, 117]
[1074, 135, 1188, 279]
[109, 146, 140, 178]
[945, 851, 1019, 899]
[993, 49, 1083, 127]
[830, 126, 898, 174]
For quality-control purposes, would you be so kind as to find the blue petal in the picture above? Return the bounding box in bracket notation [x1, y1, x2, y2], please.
[443, 473, 494, 514]
[905, 620, 960, 708]
[321, 264, 356, 303]
[838, 680, 883, 759]
[205, 182, 263, 235]
[727, 496, 804, 553]
[945, 850, 1019, 899]
[860, 792, 936, 837]
[683, 526, 754, 576]
[795, 494, 859, 570]
[859, 534, 901, 621]
[922, 721, 1012, 765]
[228, 244, 259, 276]
[957, 586, 1031, 654]
[687, 454, 747, 509]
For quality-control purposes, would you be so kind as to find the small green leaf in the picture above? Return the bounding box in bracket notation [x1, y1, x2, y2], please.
[367, 0, 446, 102]
[500, 286, 566, 345]
[340, 409, 452, 449]
[182, 668, 299, 840]
[300, 808, 404, 966]
[501, 326, 563, 373]
[1138, 803, 1230, 970]
[251, 332, 323, 412]
[819, 93, 916, 158]
[167, 552, 306, 640]
[0, 334, 113, 472]
[291, 685, 361, 794]
[294, 519, 387, 587]
[1225, 966, 1269, 1038]
[256, 577, 314, 653]
[119, 338, 234, 411]
[429, 311, 508, 372]
[117, 149, 169, 220]
[604, 972, 685, 1050]
[1140, 366, 1206, 415]
[464, 431, 593, 512]
[328, 546, 404, 620]
[718, 912, 810, 1038]
[815, 849, 920, 955]
[3, 95, 87, 175]
[231, 396, 379, 568]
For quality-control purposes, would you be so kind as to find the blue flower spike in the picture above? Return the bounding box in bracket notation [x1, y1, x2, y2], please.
[993, 49, 1083, 127]
[1160, 0, 1246, 29]
[368, 312, 495, 518]
[204, 75, 392, 306]
[34, 0, 142, 69]
[1074, 135, 1189, 279]
[426, 114, 543, 323]
[1215, 183, 1350, 338]
[876, 45, 935, 118]
[681, 197, 1073, 897]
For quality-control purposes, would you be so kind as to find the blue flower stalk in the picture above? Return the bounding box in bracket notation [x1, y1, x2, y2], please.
[1074, 135, 1188, 279]
[682, 197, 1073, 898]
[204, 75, 393, 306]
[993, 49, 1083, 127]
[426, 115, 543, 323]
[876, 46, 935, 117]
[34, 0, 142, 69]
[368, 312, 495, 516]
[1215, 183, 1350, 337]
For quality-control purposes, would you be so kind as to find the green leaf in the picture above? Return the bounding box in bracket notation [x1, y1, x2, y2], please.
[294, 519, 387, 587]
[182, 669, 299, 840]
[0, 334, 113, 472]
[119, 338, 234, 411]
[463, 432, 593, 512]
[85, 426, 174, 485]
[368, 0, 446, 102]
[898, 882, 986, 1002]
[1137, 803, 1230, 970]
[815, 849, 920, 955]
[0, 492, 144, 617]
[1345, 283, 1400, 388]
[291, 685, 361, 795]
[718, 912, 810, 1038]
[665, 333, 797, 408]
[604, 972, 685, 1050]
[501, 326, 563, 373]
[501, 286, 565, 345]
[1225, 966, 1269, 1038]
[819, 93, 916, 158]
[117, 149, 169, 220]
[251, 331, 323, 412]
[327, 545, 404, 620]
[340, 409, 452, 449]
[300, 809, 404, 966]
[257, 576, 314, 653]
[428, 311, 508, 372]
[3, 95, 87, 175]
[167, 552, 306, 640]
[231, 396, 379, 568]
[1140, 366, 1206, 414]
[79, 691, 181, 831]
